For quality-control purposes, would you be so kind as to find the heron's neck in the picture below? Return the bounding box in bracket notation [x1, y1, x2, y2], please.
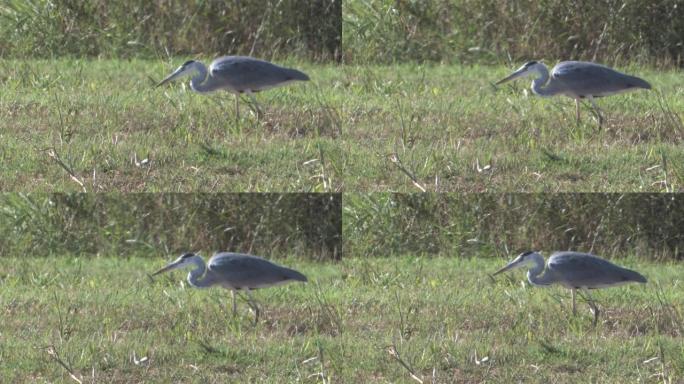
[186, 257, 211, 288]
[526, 253, 552, 286]
[530, 65, 554, 97]
[188, 62, 215, 94]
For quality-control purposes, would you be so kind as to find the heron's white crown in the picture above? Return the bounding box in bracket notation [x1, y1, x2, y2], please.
[162, 252, 199, 270]
[157, 62, 199, 87]
[513, 62, 545, 78]
[521, 250, 542, 263]
[496, 61, 544, 85]
[507, 251, 541, 269]
[173, 64, 196, 78]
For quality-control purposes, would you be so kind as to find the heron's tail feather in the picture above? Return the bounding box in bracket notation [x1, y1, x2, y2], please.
[633, 271, 647, 283]
[284, 68, 310, 82]
[624, 268, 647, 283]
[283, 267, 308, 282]
[625, 75, 651, 90]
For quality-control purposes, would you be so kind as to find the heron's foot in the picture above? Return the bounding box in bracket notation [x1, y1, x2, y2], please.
[241, 96, 263, 119]
[248, 303, 260, 324]
[249, 105, 264, 120]
[243, 295, 260, 324]
[589, 306, 600, 326]
[590, 109, 604, 129]
[223, 302, 235, 317]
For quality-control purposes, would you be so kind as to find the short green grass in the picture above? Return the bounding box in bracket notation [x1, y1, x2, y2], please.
[1, 59, 343, 192]
[338, 64, 684, 192]
[2, 59, 683, 192]
[2, 256, 682, 382]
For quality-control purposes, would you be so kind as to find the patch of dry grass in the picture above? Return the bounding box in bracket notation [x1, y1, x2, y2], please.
[1, 256, 681, 383]
[2, 60, 683, 192]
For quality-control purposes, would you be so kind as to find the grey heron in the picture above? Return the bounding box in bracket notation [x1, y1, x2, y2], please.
[152, 252, 307, 322]
[495, 61, 651, 127]
[156, 56, 310, 120]
[493, 251, 647, 325]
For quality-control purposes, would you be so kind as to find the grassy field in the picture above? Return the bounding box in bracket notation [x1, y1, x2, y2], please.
[2, 255, 682, 383]
[339, 64, 684, 192]
[1, 58, 344, 192]
[1, 59, 683, 192]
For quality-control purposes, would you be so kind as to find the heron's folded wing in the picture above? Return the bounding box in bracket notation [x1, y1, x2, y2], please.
[208, 253, 297, 289]
[548, 252, 641, 288]
[552, 62, 646, 97]
[209, 56, 300, 91]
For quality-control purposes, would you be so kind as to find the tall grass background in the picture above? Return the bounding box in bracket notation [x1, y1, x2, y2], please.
[2, 194, 683, 261]
[0, 193, 342, 260]
[0, 0, 342, 61]
[2, 1, 683, 65]
[344, 0, 684, 66]
[344, 193, 684, 260]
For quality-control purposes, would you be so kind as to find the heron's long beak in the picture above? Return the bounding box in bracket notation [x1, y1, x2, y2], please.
[155, 67, 185, 88]
[151, 261, 180, 276]
[495, 68, 527, 85]
[492, 258, 524, 276]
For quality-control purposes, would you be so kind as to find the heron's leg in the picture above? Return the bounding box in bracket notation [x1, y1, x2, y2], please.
[234, 94, 240, 122]
[587, 96, 603, 128]
[575, 99, 581, 124]
[582, 288, 600, 326]
[245, 90, 263, 118]
[231, 290, 237, 316]
[245, 290, 260, 324]
[571, 288, 576, 315]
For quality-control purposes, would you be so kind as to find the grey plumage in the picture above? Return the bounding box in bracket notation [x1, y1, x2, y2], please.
[546, 62, 651, 98]
[208, 56, 310, 93]
[541, 251, 647, 288]
[152, 252, 307, 322]
[496, 61, 651, 127]
[493, 251, 646, 325]
[156, 56, 310, 120]
[205, 252, 308, 289]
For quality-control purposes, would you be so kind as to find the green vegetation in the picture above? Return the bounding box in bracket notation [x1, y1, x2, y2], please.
[344, 0, 684, 66]
[4, 1, 682, 66]
[1, 58, 344, 192]
[0, 193, 341, 260]
[0, 0, 341, 61]
[2, 59, 682, 192]
[3, 1, 683, 382]
[344, 193, 684, 261]
[1, 256, 681, 383]
[338, 63, 683, 192]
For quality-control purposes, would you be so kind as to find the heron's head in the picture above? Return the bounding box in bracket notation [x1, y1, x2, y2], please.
[492, 251, 540, 276]
[156, 60, 197, 88]
[495, 61, 544, 85]
[151, 252, 199, 276]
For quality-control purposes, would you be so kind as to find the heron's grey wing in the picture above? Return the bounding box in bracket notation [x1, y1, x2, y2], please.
[550, 61, 651, 97]
[208, 253, 306, 289]
[209, 56, 309, 92]
[547, 252, 646, 288]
